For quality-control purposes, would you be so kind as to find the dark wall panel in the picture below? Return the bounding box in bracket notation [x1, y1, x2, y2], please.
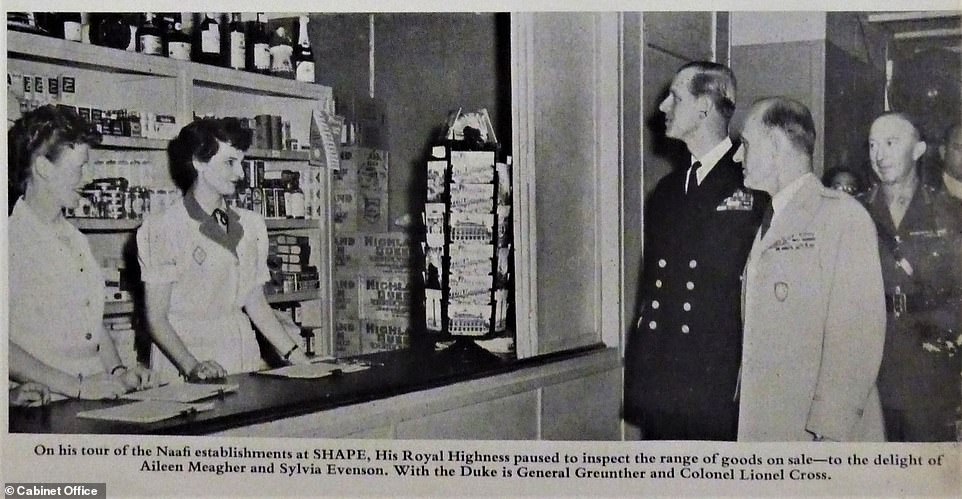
[374, 13, 508, 225]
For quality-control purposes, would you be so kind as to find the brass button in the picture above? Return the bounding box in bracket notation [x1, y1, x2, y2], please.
[681, 325, 690, 334]
[658, 259, 667, 268]
[689, 259, 697, 269]
[651, 300, 660, 309]
[648, 321, 657, 330]
[686, 281, 694, 290]
[683, 302, 691, 311]
[655, 279, 663, 288]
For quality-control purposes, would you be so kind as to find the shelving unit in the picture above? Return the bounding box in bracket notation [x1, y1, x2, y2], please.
[69, 217, 320, 232]
[8, 30, 335, 358]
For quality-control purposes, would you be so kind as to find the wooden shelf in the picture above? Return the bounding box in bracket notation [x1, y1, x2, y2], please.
[190, 64, 330, 100]
[68, 218, 142, 231]
[70, 218, 319, 232]
[7, 31, 331, 101]
[7, 31, 180, 77]
[246, 148, 311, 161]
[266, 289, 321, 303]
[104, 300, 134, 315]
[99, 135, 170, 150]
[265, 218, 320, 230]
[105, 291, 319, 314]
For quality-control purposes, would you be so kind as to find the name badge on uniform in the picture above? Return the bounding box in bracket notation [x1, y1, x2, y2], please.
[193, 246, 207, 265]
[716, 188, 755, 211]
[908, 228, 947, 239]
[774, 282, 789, 302]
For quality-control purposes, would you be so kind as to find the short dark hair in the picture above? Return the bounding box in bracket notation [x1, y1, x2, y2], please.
[679, 61, 737, 121]
[8, 104, 102, 200]
[756, 97, 816, 157]
[168, 117, 252, 193]
[822, 166, 864, 193]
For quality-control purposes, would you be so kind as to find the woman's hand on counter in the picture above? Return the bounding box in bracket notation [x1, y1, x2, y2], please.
[186, 360, 228, 382]
[285, 347, 312, 366]
[10, 382, 51, 407]
[114, 365, 156, 391]
[78, 373, 127, 400]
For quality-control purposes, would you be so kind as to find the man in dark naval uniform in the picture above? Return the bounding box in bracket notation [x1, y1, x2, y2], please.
[623, 61, 767, 440]
[861, 112, 962, 442]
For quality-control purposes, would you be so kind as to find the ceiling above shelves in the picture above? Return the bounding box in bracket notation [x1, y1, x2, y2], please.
[867, 10, 962, 53]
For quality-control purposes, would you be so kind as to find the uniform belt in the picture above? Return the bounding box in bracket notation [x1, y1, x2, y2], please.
[885, 292, 958, 317]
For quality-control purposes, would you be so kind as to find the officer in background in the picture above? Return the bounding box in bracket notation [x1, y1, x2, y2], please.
[938, 122, 962, 202]
[623, 61, 767, 440]
[861, 112, 962, 442]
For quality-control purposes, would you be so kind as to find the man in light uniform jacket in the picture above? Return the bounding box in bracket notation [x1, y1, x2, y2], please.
[737, 97, 886, 441]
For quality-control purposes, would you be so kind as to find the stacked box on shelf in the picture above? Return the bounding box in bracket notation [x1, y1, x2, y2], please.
[424, 146, 511, 337]
[332, 146, 413, 356]
[266, 233, 319, 295]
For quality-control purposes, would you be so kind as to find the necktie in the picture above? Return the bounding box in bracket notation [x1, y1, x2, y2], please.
[686, 161, 701, 194]
[212, 208, 228, 229]
[759, 203, 774, 239]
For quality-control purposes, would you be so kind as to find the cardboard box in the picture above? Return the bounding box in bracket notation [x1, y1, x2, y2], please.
[360, 232, 411, 275]
[356, 148, 389, 232]
[333, 275, 360, 319]
[358, 274, 412, 321]
[334, 232, 413, 275]
[360, 319, 410, 354]
[332, 188, 358, 232]
[332, 234, 362, 272]
[333, 319, 361, 358]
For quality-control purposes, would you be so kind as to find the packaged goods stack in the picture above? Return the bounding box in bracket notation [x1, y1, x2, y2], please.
[422, 109, 511, 349]
[332, 146, 414, 357]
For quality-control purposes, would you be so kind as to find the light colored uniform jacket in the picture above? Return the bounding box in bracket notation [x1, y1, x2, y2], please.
[739, 174, 886, 442]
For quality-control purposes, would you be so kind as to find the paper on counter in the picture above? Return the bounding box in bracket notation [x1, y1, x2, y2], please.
[123, 383, 239, 403]
[257, 361, 371, 379]
[77, 400, 216, 424]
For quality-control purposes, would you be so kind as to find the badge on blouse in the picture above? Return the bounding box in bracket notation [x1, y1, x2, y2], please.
[774, 281, 789, 302]
[193, 246, 207, 265]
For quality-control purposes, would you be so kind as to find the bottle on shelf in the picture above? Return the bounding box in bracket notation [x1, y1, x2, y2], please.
[294, 15, 315, 83]
[89, 13, 133, 50]
[61, 12, 83, 42]
[165, 13, 191, 61]
[247, 13, 271, 74]
[227, 12, 246, 70]
[123, 14, 139, 52]
[192, 12, 222, 66]
[285, 171, 306, 219]
[268, 23, 295, 79]
[137, 13, 164, 56]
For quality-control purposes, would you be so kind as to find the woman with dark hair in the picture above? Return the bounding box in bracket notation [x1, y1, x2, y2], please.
[8, 105, 153, 400]
[137, 117, 309, 383]
[822, 166, 864, 195]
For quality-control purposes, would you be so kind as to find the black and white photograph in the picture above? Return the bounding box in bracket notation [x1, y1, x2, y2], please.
[2, 1, 960, 497]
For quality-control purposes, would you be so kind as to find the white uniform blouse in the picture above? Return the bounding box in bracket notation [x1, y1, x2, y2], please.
[9, 199, 106, 382]
[137, 197, 271, 381]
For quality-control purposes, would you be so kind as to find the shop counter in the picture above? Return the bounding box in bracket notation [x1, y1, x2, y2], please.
[9, 345, 621, 440]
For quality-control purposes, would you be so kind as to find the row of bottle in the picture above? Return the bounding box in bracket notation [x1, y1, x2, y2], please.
[10, 13, 315, 82]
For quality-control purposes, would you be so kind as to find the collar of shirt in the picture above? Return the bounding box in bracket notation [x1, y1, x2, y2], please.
[771, 172, 814, 223]
[688, 136, 733, 187]
[943, 171, 962, 201]
[182, 190, 244, 256]
[13, 197, 80, 247]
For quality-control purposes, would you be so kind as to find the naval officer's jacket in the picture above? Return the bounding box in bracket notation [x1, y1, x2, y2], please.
[624, 139, 766, 435]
